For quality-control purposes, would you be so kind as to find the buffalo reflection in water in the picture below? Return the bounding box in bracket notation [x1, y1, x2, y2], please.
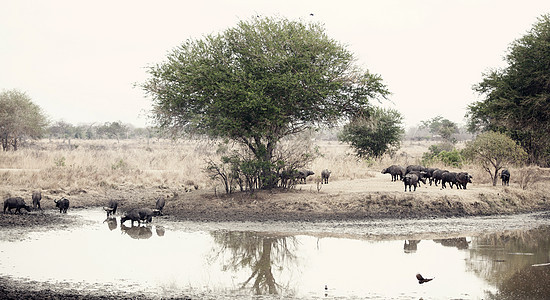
[404, 240, 420, 253]
[210, 231, 297, 295]
[104, 217, 117, 231]
[119, 224, 167, 240]
[121, 224, 153, 239]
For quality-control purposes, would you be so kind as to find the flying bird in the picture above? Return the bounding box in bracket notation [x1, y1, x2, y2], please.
[416, 273, 433, 284]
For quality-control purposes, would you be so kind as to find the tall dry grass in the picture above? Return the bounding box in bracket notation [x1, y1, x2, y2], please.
[0, 139, 215, 195]
[1, 139, 545, 198]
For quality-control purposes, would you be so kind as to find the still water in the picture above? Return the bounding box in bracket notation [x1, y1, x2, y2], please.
[1, 209, 550, 299]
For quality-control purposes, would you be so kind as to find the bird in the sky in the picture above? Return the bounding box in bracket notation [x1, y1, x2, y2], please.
[416, 273, 433, 284]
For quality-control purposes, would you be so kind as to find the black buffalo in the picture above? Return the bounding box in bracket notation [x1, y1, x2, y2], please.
[104, 199, 118, 217]
[297, 169, 315, 184]
[405, 165, 426, 175]
[382, 165, 405, 181]
[404, 173, 426, 192]
[456, 172, 473, 189]
[424, 168, 438, 185]
[32, 191, 41, 210]
[432, 169, 449, 186]
[321, 169, 331, 184]
[441, 172, 458, 189]
[501, 169, 510, 186]
[3, 197, 31, 214]
[54, 198, 70, 213]
[154, 196, 166, 216]
[121, 208, 154, 225]
[406, 170, 427, 186]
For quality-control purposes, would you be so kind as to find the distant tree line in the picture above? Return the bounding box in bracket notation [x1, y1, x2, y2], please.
[47, 120, 159, 141]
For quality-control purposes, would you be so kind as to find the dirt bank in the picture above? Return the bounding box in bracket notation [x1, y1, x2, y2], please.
[2, 172, 549, 227]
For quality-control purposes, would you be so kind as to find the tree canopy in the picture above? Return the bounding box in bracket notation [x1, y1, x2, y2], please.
[338, 107, 404, 159]
[462, 131, 527, 186]
[420, 116, 459, 143]
[467, 14, 550, 166]
[142, 16, 389, 189]
[0, 89, 48, 150]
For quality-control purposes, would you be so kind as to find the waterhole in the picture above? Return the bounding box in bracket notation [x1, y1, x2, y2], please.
[1, 209, 550, 299]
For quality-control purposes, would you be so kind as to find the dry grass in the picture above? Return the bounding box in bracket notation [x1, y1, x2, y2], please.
[0, 139, 212, 198]
[1, 138, 547, 203]
[2, 138, 550, 221]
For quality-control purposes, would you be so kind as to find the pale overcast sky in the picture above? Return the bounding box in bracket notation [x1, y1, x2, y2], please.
[2, 0, 550, 128]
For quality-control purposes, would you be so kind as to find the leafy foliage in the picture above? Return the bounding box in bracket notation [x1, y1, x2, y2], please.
[467, 14, 550, 166]
[421, 143, 464, 167]
[143, 16, 389, 189]
[462, 131, 528, 185]
[0, 89, 48, 151]
[420, 116, 459, 143]
[339, 107, 404, 159]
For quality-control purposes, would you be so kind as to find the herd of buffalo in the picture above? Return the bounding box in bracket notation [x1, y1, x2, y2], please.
[382, 164, 511, 192]
[2, 165, 511, 217]
[3, 190, 167, 227]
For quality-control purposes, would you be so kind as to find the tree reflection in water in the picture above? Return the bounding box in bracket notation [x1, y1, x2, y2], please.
[466, 226, 550, 299]
[210, 231, 297, 295]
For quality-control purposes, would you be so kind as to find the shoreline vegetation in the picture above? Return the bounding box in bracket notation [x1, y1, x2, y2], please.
[1, 139, 549, 227]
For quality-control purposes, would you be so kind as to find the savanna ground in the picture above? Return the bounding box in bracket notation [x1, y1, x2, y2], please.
[2, 138, 550, 226]
[1, 138, 550, 299]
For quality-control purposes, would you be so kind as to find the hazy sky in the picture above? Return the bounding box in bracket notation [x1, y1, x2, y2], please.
[2, 1, 550, 128]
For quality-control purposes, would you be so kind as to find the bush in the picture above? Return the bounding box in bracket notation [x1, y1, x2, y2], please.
[421, 142, 462, 167]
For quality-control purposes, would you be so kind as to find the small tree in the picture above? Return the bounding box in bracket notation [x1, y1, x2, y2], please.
[463, 131, 527, 186]
[0, 89, 48, 151]
[338, 107, 404, 159]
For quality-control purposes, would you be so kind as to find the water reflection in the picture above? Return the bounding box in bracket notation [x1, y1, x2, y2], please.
[434, 237, 470, 250]
[121, 223, 153, 239]
[120, 223, 166, 240]
[467, 226, 550, 299]
[104, 217, 117, 231]
[210, 231, 297, 295]
[403, 239, 420, 253]
[1, 209, 550, 299]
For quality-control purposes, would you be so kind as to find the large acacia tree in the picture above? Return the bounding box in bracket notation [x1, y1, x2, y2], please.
[467, 14, 550, 166]
[143, 17, 389, 188]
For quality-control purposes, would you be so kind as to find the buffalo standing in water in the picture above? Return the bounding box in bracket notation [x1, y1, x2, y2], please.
[121, 208, 154, 225]
[153, 197, 165, 216]
[54, 198, 70, 213]
[3, 197, 31, 214]
[103, 199, 118, 217]
[32, 191, 41, 210]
